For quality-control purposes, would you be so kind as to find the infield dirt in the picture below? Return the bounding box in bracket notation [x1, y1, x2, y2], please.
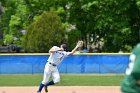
[0, 86, 121, 93]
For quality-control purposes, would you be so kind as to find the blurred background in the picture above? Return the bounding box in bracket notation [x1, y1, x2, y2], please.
[0, 0, 140, 53]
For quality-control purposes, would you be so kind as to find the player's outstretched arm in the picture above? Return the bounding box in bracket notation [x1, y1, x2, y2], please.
[67, 45, 79, 56]
[67, 41, 83, 56]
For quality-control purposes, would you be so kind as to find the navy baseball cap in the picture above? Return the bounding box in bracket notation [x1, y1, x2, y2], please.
[61, 44, 67, 51]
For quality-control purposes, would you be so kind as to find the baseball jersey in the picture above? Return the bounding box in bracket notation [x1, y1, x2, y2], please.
[47, 46, 69, 66]
[121, 43, 140, 93]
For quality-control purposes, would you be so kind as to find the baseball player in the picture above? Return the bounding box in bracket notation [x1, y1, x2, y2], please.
[121, 43, 140, 93]
[37, 41, 83, 93]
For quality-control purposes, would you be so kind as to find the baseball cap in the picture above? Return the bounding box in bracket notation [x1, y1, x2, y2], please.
[61, 44, 67, 51]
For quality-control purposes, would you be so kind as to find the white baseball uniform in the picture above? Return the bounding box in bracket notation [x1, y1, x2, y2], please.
[42, 46, 69, 85]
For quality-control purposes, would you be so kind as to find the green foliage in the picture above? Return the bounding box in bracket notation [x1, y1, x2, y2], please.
[1, 0, 140, 52]
[78, 0, 140, 52]
[9, 15, 21, 27]
[67, 30, 81, 50]
[23, 11, 65, 52]
[124, 45, 133, 52]
[4, 34, 14, 45]
[0, 39, 3, 45]
[1, 0, 29, 47]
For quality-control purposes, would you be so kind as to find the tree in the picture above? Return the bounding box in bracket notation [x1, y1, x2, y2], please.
[1, 0, 140, 52]
[23, 10, 65, 52]
[68, 0, 140, 52]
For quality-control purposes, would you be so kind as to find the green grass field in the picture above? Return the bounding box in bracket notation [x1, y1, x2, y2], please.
[0, 74, 125, 86]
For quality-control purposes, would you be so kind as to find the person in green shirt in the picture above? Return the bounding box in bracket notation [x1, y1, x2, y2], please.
[121, 43, 140, 93]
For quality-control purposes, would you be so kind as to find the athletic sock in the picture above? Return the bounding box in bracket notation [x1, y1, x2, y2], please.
[46, 80, 55, 86]
[37, 83, 45, 92]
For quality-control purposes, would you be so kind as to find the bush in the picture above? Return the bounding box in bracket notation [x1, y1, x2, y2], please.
[23, 10, 65, 52]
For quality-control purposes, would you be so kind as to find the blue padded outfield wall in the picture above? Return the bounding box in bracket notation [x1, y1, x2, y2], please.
[0, 53, 130, 74]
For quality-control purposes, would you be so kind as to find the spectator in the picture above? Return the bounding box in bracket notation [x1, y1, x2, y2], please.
[9, 42, 16, 52]
[118, 49, 123, 53]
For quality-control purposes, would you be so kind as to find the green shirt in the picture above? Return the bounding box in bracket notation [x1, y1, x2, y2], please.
[121, 43, 140, 93]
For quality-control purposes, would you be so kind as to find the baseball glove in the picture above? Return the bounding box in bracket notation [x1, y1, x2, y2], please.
[77, 41, 83, 48]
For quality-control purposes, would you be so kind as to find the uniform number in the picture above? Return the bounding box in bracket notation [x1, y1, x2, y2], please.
[125, 54, 136, 75]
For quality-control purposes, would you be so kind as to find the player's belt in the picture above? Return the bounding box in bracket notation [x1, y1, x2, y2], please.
[49, 63, 57, 66]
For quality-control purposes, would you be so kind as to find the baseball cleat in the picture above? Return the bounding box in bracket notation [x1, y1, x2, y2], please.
[44, 86, 48, 93]
[37, 91, 41, 93]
